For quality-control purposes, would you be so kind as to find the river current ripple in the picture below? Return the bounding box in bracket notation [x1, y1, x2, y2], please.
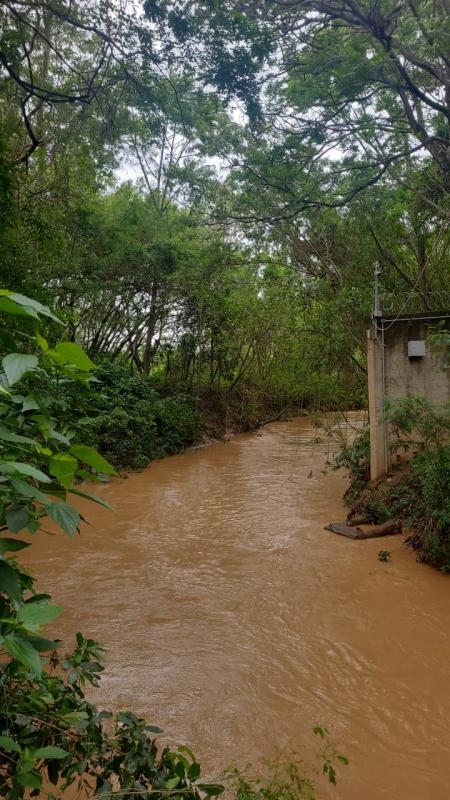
[25, 414, 450, 799]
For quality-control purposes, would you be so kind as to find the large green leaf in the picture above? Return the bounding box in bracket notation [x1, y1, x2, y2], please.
[47, 501, 79, 537]
[18, 602, 63, 631]
[35, 746, 69, 760]
[165, 776, 181, 790]
[16, 771, 42, 789]
[21, 394, 40, 412]
[0, 558, 22, 602]
[51, 342, 96, 371]
[5, 504, 31, 533]
[0, 291, 61, 323]
[0, 296, 39, 319]
[2, 632, 42, 675]
[0, 538, 30, 553]
[0, 424, 36, 446]
[0, 735, 21, 753]
[69, 487, 112, 509]
[10, 477, 51, 505]
[49, 453, 77, 489]
[70, 444, 116, 475]
[27, 634, 60, 652]
[197, 784, 225, 796]
[0, 462, 51, 482]
[2, 353, 38, 387]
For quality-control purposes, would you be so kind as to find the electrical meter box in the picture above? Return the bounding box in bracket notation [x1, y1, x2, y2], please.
[408, 340, 426, 358]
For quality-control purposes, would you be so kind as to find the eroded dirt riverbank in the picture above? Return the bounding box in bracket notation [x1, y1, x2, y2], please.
[25, 415, 450, 799]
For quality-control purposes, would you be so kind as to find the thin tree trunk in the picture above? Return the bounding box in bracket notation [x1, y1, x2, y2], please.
[142, 282, 159, 375]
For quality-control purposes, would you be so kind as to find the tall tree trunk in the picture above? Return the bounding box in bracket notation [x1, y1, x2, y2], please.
[142, 282, 159, 375]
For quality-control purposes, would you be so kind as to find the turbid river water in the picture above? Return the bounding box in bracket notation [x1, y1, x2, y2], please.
[25, 415, 450, 799]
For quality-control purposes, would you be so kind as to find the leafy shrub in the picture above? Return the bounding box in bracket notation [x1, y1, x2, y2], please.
[1, 628, 220, 799]
[332, 429, 370, 485]
[75, 362, 202, 469]
[0, 293, 222, 799]
[344, 441, 450, 571]
[386, 396, 450, 451]
[153, 394, 201, 454]
[411, 446, 450, 570]
[228, 727, 348, 800]
[382, 397, 450, 569]
[332, 398, 450, 571]
[85, 405, 160, 468]
[365, 499, 391, 524]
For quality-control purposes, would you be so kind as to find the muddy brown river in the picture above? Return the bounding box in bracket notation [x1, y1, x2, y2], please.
[25, 416, 450, 799]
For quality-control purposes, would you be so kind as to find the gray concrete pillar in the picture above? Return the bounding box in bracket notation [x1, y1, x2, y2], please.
[367, 328, 386, 480]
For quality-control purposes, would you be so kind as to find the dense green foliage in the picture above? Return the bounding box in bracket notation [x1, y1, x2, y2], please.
[0, 0, 449, 794]
[332, 429, 370, 491]
[389, 397, 450, 570]
[0, 294, 204, 797]
[413, 447, 450, 569]
[341, 395, 450, 570]
[81, 363, 201, 468]
[0, 295, 222, 797]
[0, 292, 346, 799]
[3, 0, 448, 455]
[228, 732, 349, 800]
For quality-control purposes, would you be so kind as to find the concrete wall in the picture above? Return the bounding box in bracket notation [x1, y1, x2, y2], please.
[367, 318, 450, 480]
[385, 320, 449, 406]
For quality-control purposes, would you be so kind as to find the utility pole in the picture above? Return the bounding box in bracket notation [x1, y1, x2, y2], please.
[373, 261, 382, 333]
[368, 260, 387, 478]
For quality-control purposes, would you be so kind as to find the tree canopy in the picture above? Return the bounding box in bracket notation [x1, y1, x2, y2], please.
[0, 1, 449, 795]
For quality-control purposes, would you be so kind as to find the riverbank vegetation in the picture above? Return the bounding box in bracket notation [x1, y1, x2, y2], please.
[0, 0, 449, 794]
[337, 395, 450, 571]
[1, 0, 449, 471]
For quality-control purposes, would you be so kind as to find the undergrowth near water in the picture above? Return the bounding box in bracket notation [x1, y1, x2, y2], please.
[44, 361, 318, 471]
[334, 396, 450, 572]
[227, 729, 348, 800]
[28, 360, 203, 470]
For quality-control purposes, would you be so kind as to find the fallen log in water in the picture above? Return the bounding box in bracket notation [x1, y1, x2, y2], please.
[325, 522, 364, 539]
[346, 513, 370, 526]
[325, 520, 401, 539]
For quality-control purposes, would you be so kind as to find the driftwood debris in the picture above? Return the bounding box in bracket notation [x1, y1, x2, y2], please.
[325, 523, 364, 539]
[325, 519, 401, 540]
[346, 514, 370, 526]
